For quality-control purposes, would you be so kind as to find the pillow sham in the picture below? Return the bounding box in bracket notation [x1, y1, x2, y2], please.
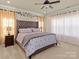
[19, 28, 32, 33]
[32, 28, 40, 32]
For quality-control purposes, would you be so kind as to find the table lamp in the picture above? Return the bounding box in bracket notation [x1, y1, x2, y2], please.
[6, 26, 12, 35]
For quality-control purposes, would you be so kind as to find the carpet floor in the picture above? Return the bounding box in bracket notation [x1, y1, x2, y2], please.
[0, 42, 79, 59]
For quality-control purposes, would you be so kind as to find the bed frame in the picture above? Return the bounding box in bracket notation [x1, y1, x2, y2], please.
[16, 20, 57, 59]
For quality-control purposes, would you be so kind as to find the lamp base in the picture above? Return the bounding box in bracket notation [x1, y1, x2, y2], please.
[8, 33, 10, 36]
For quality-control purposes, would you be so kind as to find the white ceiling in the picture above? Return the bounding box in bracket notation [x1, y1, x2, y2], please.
[0, 0, 79, 15]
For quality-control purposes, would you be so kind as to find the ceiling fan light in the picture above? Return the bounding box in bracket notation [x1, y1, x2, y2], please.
[7, 0, 10, 4]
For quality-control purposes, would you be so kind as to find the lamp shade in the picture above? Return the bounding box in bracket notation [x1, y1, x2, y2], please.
[6, 26, 12, 31]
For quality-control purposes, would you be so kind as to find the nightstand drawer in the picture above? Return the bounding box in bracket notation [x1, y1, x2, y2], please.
[5, 35, 14, 47]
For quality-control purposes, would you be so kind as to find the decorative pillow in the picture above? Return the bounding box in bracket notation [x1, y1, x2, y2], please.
[19, 28, 32, 33]
[32, 28, 40, 32]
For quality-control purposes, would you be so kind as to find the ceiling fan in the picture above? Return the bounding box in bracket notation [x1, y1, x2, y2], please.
[35, 0, 60, 9]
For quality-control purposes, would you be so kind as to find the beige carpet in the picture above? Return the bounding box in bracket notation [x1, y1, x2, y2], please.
[0, 42, 79, 59]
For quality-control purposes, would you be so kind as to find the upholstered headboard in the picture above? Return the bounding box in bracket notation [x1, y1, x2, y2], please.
[16, 20, 38, 34]
[17, 20, 38, 29]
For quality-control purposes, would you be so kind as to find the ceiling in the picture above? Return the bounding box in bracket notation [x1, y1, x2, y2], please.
[0, 0, 79, 15]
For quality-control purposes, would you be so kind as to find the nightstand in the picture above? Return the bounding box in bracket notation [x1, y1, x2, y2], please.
[5, 35, 14, 47]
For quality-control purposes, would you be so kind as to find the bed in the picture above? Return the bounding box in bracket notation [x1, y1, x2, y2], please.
[16, 20, 57, 59]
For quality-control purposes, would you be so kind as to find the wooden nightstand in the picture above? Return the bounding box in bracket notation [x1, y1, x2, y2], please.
[5, 35, 14, 47]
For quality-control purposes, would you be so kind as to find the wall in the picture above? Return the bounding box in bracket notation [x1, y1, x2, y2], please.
[16, 11, 38, 21]
[44, 16, 51, 32]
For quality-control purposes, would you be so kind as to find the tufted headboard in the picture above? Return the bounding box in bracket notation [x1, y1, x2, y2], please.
[16, 20, 38, 35]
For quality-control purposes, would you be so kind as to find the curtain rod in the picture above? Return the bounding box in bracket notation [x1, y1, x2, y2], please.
[0, 8, 19, 13]
[0, 8, 36, 15]
[0, 8, 39, 17]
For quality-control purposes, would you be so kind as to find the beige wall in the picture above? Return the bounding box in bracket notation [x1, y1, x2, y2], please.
[16, 14, 38, 21]
[44, 16, 52, 32]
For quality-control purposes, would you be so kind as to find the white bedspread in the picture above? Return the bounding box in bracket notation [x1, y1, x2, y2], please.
[16, 32, 57, 56]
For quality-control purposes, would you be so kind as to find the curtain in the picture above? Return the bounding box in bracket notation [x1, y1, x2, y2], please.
[37, 16, 44, 32]
[0, 10, 16, 44]
[51, 12, 79, 39]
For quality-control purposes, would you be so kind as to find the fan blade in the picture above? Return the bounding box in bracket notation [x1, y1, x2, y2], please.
[41, 6, 45, 9]
[49, 6, 53, 9]
[49, 0, 60, 4]
[35, 3, 44, 5]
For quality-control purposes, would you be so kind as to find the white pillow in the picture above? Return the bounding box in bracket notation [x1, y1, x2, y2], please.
[32, 28, 40, 32]
[19, 28, 32, 33]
